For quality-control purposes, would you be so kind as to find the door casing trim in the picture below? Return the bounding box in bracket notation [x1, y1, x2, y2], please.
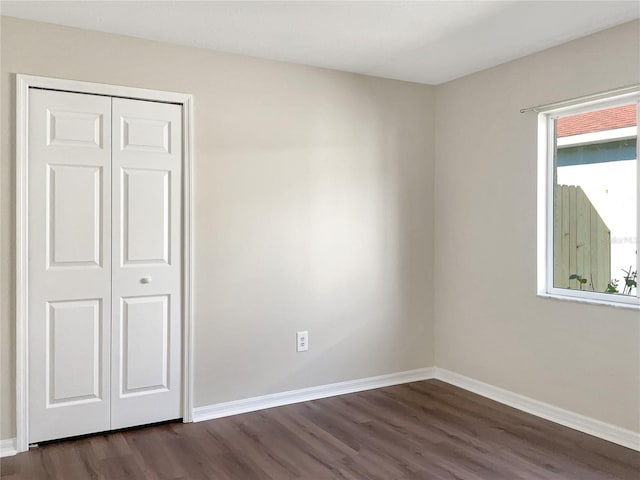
[15, 74, 195, 452]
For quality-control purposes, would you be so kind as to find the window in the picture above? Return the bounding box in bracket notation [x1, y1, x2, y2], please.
[538, 89, 640, 307]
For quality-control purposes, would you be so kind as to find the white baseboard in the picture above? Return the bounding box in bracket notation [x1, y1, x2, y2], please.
[434, 368, 640, 452]
[5, 366, 633, 456]
[193, 366, 639, 452]
[193, 367, 436, 422]
[0, 438, 17, 458]
[0, 367, 640, 457]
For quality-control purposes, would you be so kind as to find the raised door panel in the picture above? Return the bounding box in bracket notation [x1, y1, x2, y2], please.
[47, 109, 103, 148]
[47, 300, 102, 406]
[29, 89, 111, 443]
[120, 296, 169, 396]
[121, 117, 170, 153]
[48, 165, 102, 268]
[122, 168, 170, 265]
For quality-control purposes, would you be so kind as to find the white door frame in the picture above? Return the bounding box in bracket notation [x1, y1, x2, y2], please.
[15, 74, 195, 453]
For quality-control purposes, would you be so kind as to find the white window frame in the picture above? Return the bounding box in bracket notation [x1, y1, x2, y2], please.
[537, 88, 640, 309]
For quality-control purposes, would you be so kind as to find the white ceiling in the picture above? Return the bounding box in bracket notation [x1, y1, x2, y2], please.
[1, 1, 639, 85]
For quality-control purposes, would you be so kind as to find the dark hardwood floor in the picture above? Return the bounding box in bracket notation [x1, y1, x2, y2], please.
[1, 380, 639, 479]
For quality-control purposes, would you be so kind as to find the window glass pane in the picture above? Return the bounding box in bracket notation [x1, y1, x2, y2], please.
[553, 103, 637, 296]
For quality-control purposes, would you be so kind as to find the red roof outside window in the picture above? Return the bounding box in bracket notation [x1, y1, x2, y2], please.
[557, 104, 637, 137]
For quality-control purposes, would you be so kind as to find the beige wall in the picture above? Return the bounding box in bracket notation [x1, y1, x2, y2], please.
[434, 20, 640, 432]
[0, 16, 435, 439]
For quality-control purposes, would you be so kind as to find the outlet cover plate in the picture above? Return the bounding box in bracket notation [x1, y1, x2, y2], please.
[296, 331, 309, 352]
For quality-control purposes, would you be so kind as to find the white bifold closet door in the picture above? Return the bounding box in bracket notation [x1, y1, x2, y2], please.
[28, 88, 182, 444]
[110, 97, 182, 430]
[28, 90, 112, 442]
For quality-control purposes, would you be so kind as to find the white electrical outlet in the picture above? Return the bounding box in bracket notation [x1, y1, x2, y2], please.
[296, 331, 309, 352]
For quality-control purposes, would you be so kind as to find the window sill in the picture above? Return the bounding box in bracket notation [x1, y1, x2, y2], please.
[537, 292, 640, 311]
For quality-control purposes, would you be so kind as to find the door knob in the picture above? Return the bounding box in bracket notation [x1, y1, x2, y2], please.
[140, 276, 152, 284]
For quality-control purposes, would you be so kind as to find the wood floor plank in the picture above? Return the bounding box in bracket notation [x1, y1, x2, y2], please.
[2, 380, 638, 479]
[206, 415, 299, 479]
